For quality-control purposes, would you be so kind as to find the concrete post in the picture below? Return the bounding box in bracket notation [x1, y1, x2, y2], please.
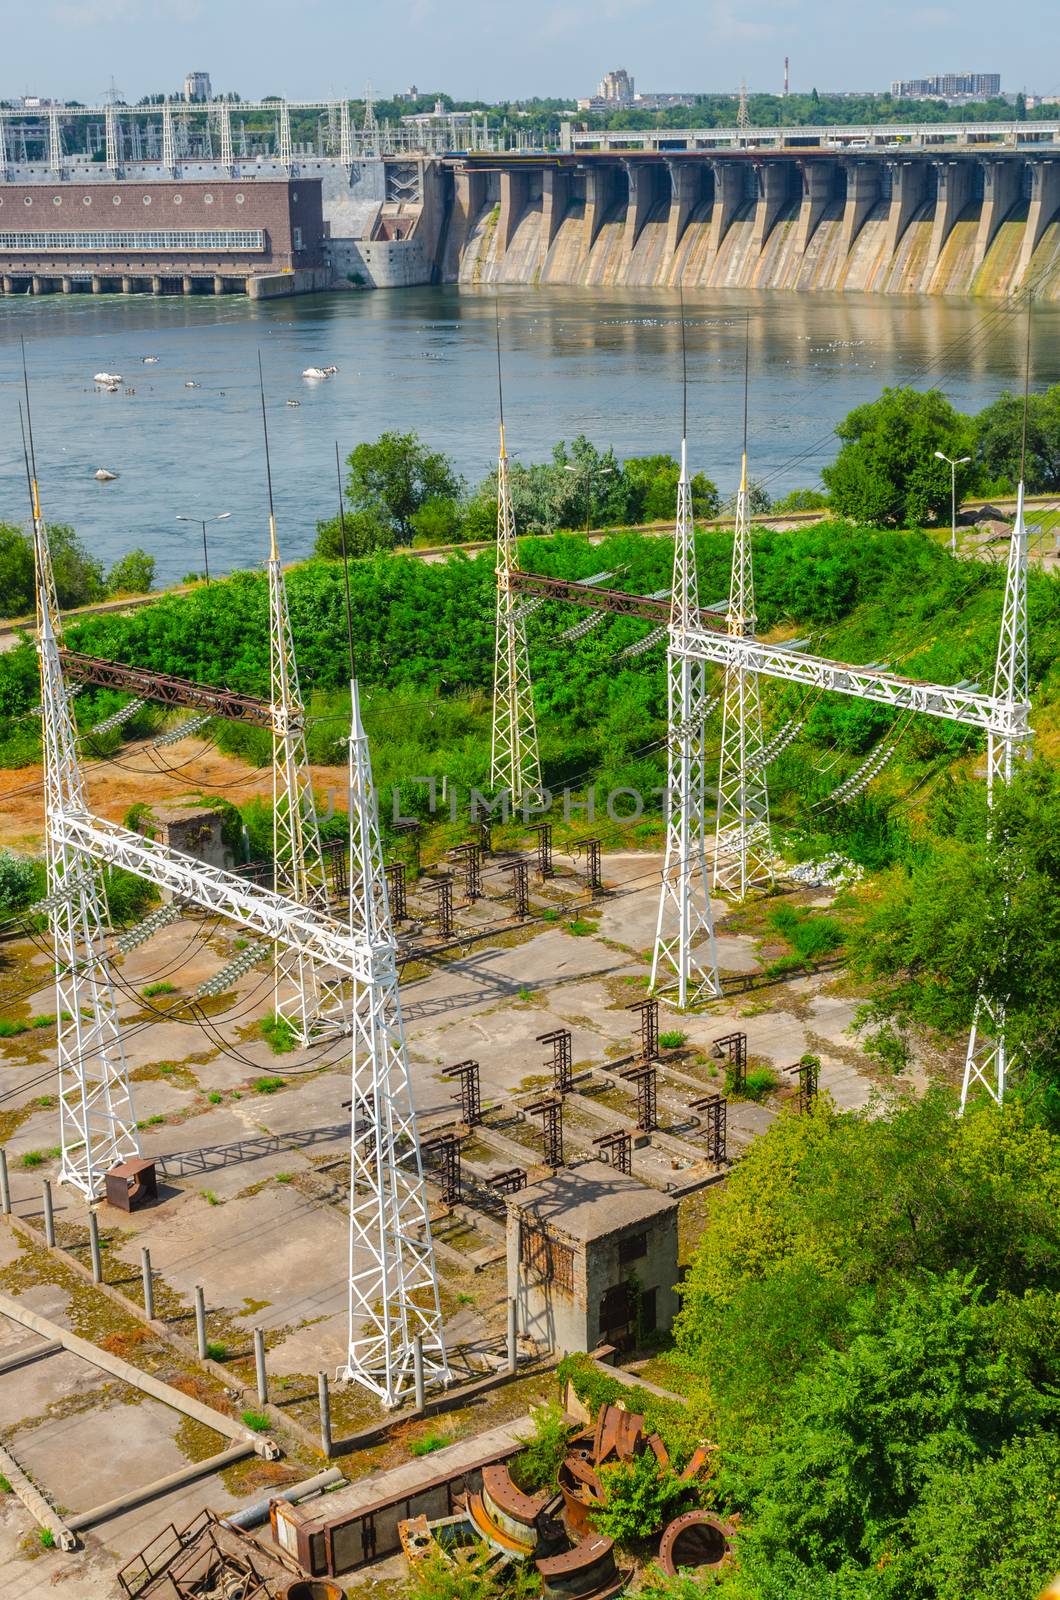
[1, 277, 13, 296]
[750, 162, 791, 254]
[141, 1247, 154, 1321]
[88, 1211, 102, 1284]
[507, 1297, 518, 1375]
[664, 160, 701, 257]
[413, 1335, 425, 1414]
[840, 161, 881, 254]
[317, 1371, 332, 1457]
[61, 277, 72, 294]
[622, 160, 656, 253]
[974, 159, 1022, 270]
[194, 1285, 207, 1360]
[91, 275, 103, 294]
[31, 277, 44, 295]
[120, 276, 133, 294]
[1016, 158, 1060, 285]
[254, 1327, 267, 1406]
[496, 169, 529, 257]
[795, 160, 836, 255]
[42, 1180, 55, 1248]
[0, 1147, 9, 1214]
[708, 161, 745, 255]
[584, 164, 618, 252]
[213, 275, 225, 295]
[182, 275, 194, 296]
[925, 159, 975, 281]
[882, 159, 929, 261]
[151, 275, 163, 295]
[541, 167, 571, 251]
[445, 168, 488, 277]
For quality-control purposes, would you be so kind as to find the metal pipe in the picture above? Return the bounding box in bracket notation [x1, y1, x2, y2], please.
[0, 1146, 9, 1214]
[507, 1297, 518, 1376]
[318, 1370, 332, 1458]
[42, 1179, 55, 1248]
[194, 1284, 207, 1360]
[254, 1326, 267, 1406]
[66, 1441, 254, 1533]
[141, 1245, 154, 1321]
[222, 1466, 345, 1531]
[413, 1334, 425, 1414]
[88, 1209, 102, 1283]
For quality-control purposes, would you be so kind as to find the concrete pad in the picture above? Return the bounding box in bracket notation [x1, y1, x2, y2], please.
[0, 1347, 106, 1433]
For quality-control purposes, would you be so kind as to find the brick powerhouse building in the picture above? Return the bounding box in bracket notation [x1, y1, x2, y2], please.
[0, 178, 326, 294]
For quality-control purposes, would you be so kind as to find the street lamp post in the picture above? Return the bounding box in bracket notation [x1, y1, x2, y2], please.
[564, 462, 615, 536]
[175, 511, 232, 585]
[933, 451, 972, 557]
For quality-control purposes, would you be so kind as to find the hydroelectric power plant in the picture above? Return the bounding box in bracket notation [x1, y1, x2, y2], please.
[3, 100, 1060, 297]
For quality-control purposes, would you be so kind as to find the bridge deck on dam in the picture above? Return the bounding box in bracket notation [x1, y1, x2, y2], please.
[445, 149, 1060, 298]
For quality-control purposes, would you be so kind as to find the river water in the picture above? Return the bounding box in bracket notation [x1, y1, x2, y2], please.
[1, 285, 1057, 585]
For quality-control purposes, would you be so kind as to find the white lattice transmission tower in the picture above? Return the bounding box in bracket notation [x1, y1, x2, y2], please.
[490, 423, 541, 806]
[267, 511, 346, 1043]
[960, 481, 1030, 1112]
[651, 439, 721, 1009]
[341, 680, 449, 1405]
[31, 477, 140, 1200]
[714, 449, 774, 896]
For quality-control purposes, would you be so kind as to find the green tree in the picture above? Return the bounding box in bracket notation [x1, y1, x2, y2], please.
[107, 549, 155, 595]
[822, 389, 975, 527]
[973, 385, 1060, 494]
[623, 453, 720, 523]
[0, 521, 104, 617]
[721, 480, 773, 518]
[0, 523, 35, 618]
[325, 431, 464, 550]
[592, 1450, 691, 1542]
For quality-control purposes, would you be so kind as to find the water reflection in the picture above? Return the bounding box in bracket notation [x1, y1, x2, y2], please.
[1, 285, 1055, 584]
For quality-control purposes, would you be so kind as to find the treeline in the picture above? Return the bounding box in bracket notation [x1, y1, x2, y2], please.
[579, 89, 1047, 133]
[0, 523, 155, 620]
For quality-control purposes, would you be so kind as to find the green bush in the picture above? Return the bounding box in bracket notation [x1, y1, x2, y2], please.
[556, 1353, 700, 1468]
[659, 1030, 686, 1049]
[409, 1431, 451, 1456]
[253, 1074, 286, 1094]
[240, 1410, 270, 1433]
[0, 850, 38, 917]
[259, 1015, 295, 1056]
[512, 1400, 572, 1492]
[592, 1450, 692, 1543]
[107, 548, 155, 596]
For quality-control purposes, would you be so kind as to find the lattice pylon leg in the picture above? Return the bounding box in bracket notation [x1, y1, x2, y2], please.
[651, 442, 721, 1010]
[341, 679, 449, 1407]
[268, 519, 346, 1044]
[490, 426, 541, 808]
[960, 483, 1030, 1112]
[714, 457, 774, 897]
[34, 515, 139, 1200]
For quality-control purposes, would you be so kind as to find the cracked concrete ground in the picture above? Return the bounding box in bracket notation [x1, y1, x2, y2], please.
[0, 847, 902, 1595]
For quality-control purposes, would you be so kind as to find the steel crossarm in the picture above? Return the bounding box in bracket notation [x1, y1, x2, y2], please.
[674, 626, 1027, 739]
[52, 810, 371, 979]
[59, 649, 274, 727]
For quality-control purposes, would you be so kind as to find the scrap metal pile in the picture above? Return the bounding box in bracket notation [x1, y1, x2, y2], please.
[399, 1401, 731, 1598]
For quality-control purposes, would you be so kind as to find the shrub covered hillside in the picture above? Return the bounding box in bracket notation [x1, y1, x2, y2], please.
[2, 520, 1059, 1106]
[668, 1092, 1060, 1600]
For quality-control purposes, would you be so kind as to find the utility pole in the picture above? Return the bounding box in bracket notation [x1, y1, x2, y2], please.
[934, 450, 971, 556]
[490, 316, 542, 808]
[651, 432, 721, 1008]
[21, 382, 140, 1201]
[715, 333, 774, 897]
[342, 678, 449, 1405]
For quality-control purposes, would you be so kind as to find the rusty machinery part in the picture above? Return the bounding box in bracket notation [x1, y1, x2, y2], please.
[537, 1533, 625, 1600]
[657, 1510, 735, 1578]
[466, 1464, 550, 1560]
[281, 1581, 345, 1600]
[104, 1156, 158, 1212]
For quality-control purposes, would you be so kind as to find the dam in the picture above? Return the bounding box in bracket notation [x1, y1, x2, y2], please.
[445, 148, 1060, 298]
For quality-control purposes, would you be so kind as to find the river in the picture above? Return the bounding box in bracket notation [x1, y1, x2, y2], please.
[1, 285, 1057, 585]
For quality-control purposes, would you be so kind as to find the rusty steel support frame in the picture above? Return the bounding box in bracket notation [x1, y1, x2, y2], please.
[576, 837, 603, 896]
[423, 1132, 462, 1205]
[526, 1095, 564, 1169]
[448, 842, 483, 902]
[628, 997, 660, 1062]
[529, 822, 553, 880]
[445, 1060, 482, 1128]
[537, 1028, 573, 1094]
[691, 1093, 727, 1163]
[787, 1057, 819, 1113]
[503, 859, 530, 918]
[620, 1062, 658, 1133]
[488, 1167, 527, 1196]
[384, 860, 407, 922]
[393, 819, 421, 874]
[712, 1030, 747, 1092]
[593, 1128, 632, 1175]
[429, 874, 455, 940]
[322, 838, 348, 900]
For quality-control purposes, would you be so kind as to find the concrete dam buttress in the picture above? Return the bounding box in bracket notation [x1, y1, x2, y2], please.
[442, 153, 1060, 298]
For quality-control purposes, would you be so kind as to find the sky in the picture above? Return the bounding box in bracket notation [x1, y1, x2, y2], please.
[5, 0, 1060, 106]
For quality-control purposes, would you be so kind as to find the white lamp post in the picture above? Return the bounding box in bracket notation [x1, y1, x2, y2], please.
[934, 451, 971, 556]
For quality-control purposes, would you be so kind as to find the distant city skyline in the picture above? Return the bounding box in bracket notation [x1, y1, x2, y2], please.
[6, 2, 1058, 105]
